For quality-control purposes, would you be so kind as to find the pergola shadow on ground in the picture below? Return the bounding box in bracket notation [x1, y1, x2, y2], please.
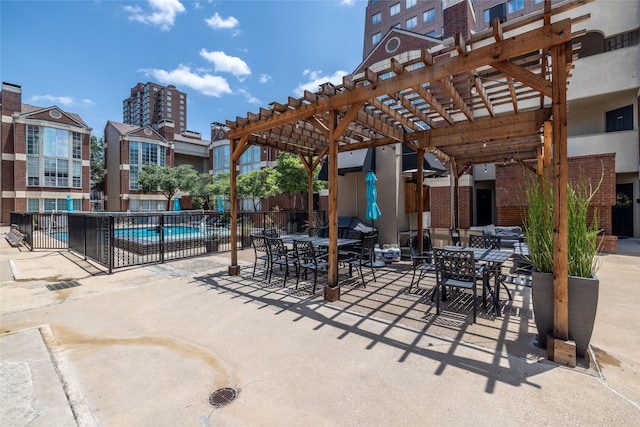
[190, 258, 594, 394]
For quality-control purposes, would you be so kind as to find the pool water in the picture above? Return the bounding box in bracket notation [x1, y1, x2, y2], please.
[114, 226, 201, 239]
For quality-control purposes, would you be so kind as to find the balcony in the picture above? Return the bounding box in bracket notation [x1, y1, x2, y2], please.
[568, 130, 638, 173]
[568, 46, 639, 101]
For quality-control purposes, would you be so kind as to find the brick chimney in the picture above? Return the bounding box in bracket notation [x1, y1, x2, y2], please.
[443, 0, 473, 40]
[1, 82, 22, 116]
[157, 119, 175, 141]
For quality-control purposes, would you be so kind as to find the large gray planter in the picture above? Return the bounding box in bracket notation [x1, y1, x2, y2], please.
[531, 271, 599, 358]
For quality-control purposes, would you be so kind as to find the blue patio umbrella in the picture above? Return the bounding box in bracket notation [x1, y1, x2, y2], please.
[66, 195, 73, 212]
[173, 198, 181, 211]
[217, 196, 224, 213]
[365, 172, 384, 267]
[365, 171, 381, 221]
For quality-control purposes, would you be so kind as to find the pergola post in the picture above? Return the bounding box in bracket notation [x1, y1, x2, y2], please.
[416, 147, 424, 251]
[549, 40, 575, 366]
[324, 110, 340, 300]
[228, 137, 241, 276]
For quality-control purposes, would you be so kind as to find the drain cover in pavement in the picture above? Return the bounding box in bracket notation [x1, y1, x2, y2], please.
[208, 387, 238, 408]
[45, 280, 82, 291]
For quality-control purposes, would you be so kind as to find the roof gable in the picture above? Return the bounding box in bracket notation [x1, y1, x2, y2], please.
[355, 28, 442, 74]
[20, 105, 89, 129]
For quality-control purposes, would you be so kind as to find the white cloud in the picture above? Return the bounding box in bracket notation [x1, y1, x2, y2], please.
[237, 88, 261, 105]
[199, 49, 251, 78]
[259, 74, 272, 84]
[204, 12, 239, 30]
[30, 94, 94, 108]
[339, 0, 356, 5]
[124, 0, 185, 31]
[139, 64, 232, 97]
[293, 69, 349, 97]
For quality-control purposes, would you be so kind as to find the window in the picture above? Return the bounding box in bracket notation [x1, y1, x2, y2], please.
[27, 156, 39, 185]
[371, 12, 381, 25]
[213, 145, 230, 174]
[239, 146, 261, 174]
[606, 31, 639, 51]
[27, 199, 39, 211]
[73, 161, 82, 188]
[128, 141, 166, 190]
[423, 8, 435, 23]
[507, 0, 524, 14]
[27, 126, 39, 154]
[372, 32, 382, 45]
[426, 30, 436, 37]
[406, 16, 417, 30]
[390, 2, 400, 16]
[483, 9, 490, 23]
[406, 0, 416, 9]
[606, 105, 634, 132]
[72, 133, 82, 159]
[129, 166, 139, 191]
[25, 125, 82, 188]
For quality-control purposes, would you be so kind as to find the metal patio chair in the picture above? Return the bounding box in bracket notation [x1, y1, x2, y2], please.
[434, 248, 485, 323]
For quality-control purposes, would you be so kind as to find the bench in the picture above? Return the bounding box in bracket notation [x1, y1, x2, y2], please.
[5, 228, 26, 247]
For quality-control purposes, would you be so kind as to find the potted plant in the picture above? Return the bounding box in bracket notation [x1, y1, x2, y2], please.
[523, 171, 602, 358]
[205, 231, 219, 253]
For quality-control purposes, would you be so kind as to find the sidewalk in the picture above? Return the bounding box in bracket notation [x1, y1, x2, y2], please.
[1, 229, 639, 426]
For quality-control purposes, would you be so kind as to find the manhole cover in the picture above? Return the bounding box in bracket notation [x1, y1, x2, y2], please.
[208, 387, 238, 408]
[45, 280, 82, 291]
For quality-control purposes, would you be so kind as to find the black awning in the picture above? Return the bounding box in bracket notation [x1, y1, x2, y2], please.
[401, 143, 447, 177]
[318, 148, 375, 181]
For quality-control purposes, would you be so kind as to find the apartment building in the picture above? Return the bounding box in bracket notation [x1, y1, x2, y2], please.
[123, 82, 188, 133]
[0, 82, 92, 224]
[104, 120, 173, 212]
[356, 0, 639, 240]
[104, 115, 211, 212]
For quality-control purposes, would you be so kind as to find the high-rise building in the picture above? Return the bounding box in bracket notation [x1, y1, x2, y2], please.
[123, 82, 187, 133]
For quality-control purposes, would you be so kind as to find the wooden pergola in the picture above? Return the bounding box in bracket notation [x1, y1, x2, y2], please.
[226, 0, 591, 365]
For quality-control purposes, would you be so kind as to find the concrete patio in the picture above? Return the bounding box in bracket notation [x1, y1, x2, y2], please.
[1, 228, 639, 425]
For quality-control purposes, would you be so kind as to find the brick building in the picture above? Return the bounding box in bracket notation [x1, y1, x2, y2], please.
[1, 82, 92, 224]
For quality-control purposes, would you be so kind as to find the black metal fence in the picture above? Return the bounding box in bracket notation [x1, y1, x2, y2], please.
[9, 209, 326, 273]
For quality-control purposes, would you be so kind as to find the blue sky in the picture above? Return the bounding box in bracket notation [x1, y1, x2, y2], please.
[1, 0, 367, 138]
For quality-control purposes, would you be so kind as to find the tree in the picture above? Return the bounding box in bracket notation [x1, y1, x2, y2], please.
[271, 153, 326, 209]
[180, 172, 215, 210]
[137, 164, 199, 210]
[237, 168, 277, 211]
[90, 136, 105, 192]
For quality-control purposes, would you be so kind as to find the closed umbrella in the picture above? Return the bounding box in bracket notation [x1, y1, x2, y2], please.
[217, 196, 224, 213]
[365, 171, 384, 267]
[173, 198, 181, 211]
[66, 195, 73, 212]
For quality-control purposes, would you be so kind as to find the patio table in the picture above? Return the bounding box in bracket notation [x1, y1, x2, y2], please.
[442, 245, 513, 316]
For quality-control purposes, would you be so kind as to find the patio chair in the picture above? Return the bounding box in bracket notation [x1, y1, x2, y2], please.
[293, 239, 328, 293]
[434, 248, 485, 323]
[251, 235, 271, 280]
[265, 237, 298, 286]
[468, 235, 512, 300]
[407, 234, 435, 293]
[263, 228, 279, 238]
[338, 229, 363, 262]
[343, 234, 376, 288]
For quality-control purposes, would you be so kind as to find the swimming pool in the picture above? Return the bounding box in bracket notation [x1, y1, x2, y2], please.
[113, 225, 201, 239]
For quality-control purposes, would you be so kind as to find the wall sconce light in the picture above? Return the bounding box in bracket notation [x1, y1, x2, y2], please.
[482, 140, 486, 148]
[484, 164, 488, 173]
